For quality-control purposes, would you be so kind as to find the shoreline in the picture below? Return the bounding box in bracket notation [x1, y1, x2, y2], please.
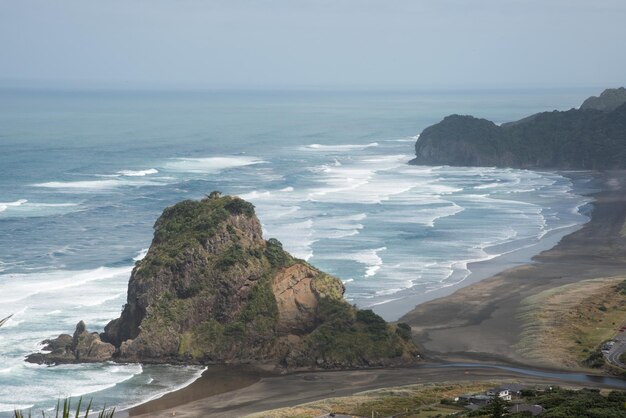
[402, 170, 626, 366]
[119, 169, 619, 417]
[120, 366, 267, 417]
[374, 170, 597, 321]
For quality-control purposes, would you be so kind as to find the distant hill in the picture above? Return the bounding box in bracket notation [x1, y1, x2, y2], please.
[581, 87, 626, 112]
[410, 88, 626, 169]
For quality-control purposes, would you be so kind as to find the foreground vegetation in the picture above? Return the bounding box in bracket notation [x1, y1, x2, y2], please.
[248, 384, 626, 418]
[13, 398, 114, 418]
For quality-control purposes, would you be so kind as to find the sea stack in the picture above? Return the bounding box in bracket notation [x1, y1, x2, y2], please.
[29, 193, 418, 369]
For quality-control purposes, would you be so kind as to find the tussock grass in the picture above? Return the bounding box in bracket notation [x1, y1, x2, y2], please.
[515, 277, 626, 369]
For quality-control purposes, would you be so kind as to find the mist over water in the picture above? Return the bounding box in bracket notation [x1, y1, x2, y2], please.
[0, 89, 594, 414]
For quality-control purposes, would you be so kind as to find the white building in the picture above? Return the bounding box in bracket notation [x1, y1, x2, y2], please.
[486, 388, 512, 401]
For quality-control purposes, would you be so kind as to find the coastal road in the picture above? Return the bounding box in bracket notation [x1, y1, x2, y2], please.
[605, 331, 626, 369]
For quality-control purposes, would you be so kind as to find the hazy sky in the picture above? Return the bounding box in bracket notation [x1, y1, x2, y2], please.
[1, 0, 625, 89]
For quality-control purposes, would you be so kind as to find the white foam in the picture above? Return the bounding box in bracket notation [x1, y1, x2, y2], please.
[0, 266, 132, 305]
[267, 219, 315, 261]
[0, 403, 34, 413]
[164, 156, 265, 173]
[387, 135, 419, 143]
[130, 366, 207, 407]
[325, 247, 386, 278]
[310, 213, 366, 239]
[0, 200, 80, 218]
[387, 201, 464, 227]
[117, 168, 159, 177]
[474, 182, 501, 190]
[133, 248, 149, 261]
[32, 174, 169, 192]
[306, 154, 417, 204]
[238, 190, 273, 201]
[33, 180, 123, 190]
[0, 199, 28, 213]
[301, 142, 379, 151]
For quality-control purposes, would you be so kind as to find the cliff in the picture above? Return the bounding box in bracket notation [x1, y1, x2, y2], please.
[29, 194, 418, 369]
[411, 88, 626, 169]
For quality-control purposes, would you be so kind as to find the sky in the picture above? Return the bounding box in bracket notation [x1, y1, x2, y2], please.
[1, 0, 625, 90]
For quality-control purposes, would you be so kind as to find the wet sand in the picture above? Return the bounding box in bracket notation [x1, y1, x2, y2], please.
[402, 171, 626, 365]
[122, 366, 267, 417]
[127, 363, 626, 418]
[123, 170, 626, 417]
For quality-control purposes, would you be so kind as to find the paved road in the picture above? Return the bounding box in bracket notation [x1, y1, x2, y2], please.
[605, 331, 626, 368]
[603, 322, 626, 369]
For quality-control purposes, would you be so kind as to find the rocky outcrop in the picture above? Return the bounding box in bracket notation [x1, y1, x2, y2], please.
[411, 88, 626, 170]
[581, 87, 626, 112]
[27, 321, 115, 365]
[28, 194, 418, 369]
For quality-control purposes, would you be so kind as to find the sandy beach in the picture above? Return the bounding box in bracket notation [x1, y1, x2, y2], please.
[402, 171, 626, 365]
[120, 170, 626, 417]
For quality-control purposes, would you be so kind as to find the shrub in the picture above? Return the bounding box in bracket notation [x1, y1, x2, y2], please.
[265, 238, 291, 268]
[356, 309, 388, 338]
[224, 198, 255, 217]
[395, 322, 412, 341]
[583, 349, 605, 368]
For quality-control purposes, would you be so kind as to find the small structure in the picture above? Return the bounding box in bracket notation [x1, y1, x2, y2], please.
[456, 394, 473, 403]
[602, 341, 616, 352]
[496, 383, 525, 398]
[486, 388, 512, 401]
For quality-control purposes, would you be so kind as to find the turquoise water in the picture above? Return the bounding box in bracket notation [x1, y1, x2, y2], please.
[0, 88, 597, 413]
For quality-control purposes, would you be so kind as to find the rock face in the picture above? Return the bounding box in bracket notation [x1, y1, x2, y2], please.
[411, 88, 626, 169]
[29, 195, 418, 368]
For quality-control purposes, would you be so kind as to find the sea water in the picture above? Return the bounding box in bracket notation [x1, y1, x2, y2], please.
[0, 88, 597, 413]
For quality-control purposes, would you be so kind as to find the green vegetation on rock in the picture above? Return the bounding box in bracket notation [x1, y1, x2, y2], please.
[293, 299, 417, 367]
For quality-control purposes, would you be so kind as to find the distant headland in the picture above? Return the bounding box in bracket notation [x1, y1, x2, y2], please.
[411, 87, 626, 169]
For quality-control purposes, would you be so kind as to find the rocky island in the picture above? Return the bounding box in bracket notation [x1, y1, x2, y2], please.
[28, 193, 418, 369]
[411, 87, 626, 169]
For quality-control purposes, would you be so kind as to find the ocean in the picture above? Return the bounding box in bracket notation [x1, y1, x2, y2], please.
[0, 88, 597, 414]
